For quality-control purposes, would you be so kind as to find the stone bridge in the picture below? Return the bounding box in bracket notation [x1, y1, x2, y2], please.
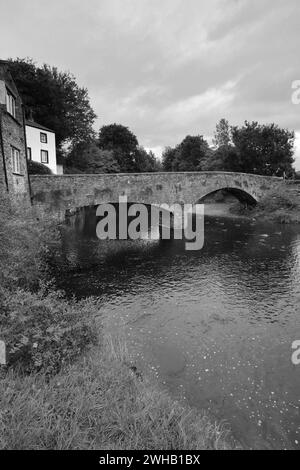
[30, 172, 282, 220]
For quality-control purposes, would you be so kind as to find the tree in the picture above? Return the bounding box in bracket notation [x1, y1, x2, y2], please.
[202, 145, 241, 172]
[98, 124, 139, 172]
[231, 121, 295, 175]
[162, 146, 177, 171]
[135, 147, 162, 172]
[7, 58, 96, 153]
[65, 142, 120, 174]
[213, 118, 231, 148]
[172, 135, 211, 171]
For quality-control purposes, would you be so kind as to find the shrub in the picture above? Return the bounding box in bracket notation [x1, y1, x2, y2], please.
[0, 201, 97, 376]
[0, 288, 98, 376]
[258, 189, 298, 212]
[27, 160, 52, 175]
[229, 187, 300, 223]
[0, 201, 59, 290]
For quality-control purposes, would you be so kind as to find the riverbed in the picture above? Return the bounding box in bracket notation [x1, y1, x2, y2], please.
[50, 203, 300, 450]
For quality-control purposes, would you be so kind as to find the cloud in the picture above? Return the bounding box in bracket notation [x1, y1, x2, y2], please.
[0, 0, 299, 166]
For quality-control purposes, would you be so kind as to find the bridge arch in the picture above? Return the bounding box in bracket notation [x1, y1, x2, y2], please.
[196, 187, 257, 205]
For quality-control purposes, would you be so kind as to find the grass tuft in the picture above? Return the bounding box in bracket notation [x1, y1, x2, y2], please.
[0, 335, 237, 450]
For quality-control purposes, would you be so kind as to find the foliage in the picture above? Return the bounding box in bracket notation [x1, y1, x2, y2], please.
[162, 137, 211, 172]
[213, 118, 231, 148]
[162, 146, 177, 171]
[202, 145, 241, 172]
[98, 123, 139, 172]
[231, 121, 295, 176]
[163, 120, 295, 175]
[135, 147, 162, 172]
[230, 186, 300, 223]
[172, 135, 211, 171]
[65, 141, 120, 174]
[7, 58, 96, 153]
[27, 160, 52, 175]
[97, 124, 161, 172]
[257, 188, 298, 212]
[0, 202, 58, 290]
[0, 201, 97, 376]
[0, 336, 237, 449]
[0, 288, 97, 376]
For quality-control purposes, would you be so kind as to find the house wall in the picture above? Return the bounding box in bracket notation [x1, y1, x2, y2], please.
[26, 125, 57, 174]
[0, 62, 31, 210]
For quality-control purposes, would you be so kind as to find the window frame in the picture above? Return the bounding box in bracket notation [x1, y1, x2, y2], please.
[27, 147, 32, 160]
[6, 88, 16, 118]
[11, 146, 22, 175]
[40, 132, 48, 143]
[41, 149, 49, 164]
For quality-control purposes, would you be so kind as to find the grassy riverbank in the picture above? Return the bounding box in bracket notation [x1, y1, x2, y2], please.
[0, 201, 237, 450]
[0, 337, 235, 450]
[230, 185, 300, 224]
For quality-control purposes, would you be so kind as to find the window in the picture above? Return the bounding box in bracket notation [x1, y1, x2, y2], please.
[6, 89, 16, 118]
[40, 132, 47, 143]
[27, 147, 32, 160]
[11, 147, 21, 174]
[41, 149, 49, 164]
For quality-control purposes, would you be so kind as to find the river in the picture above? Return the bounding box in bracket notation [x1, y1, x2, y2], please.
[50, 202, 300, 450]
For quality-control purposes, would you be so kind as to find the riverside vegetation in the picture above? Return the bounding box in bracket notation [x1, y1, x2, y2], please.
[0, 200, 236, 450]
[230, 184, 300, 224]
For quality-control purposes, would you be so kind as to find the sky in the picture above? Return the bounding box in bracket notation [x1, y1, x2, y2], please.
[1, 0, 300, 167]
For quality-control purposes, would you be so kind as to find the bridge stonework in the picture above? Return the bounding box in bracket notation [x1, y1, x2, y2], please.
[29, 172, 282, 221]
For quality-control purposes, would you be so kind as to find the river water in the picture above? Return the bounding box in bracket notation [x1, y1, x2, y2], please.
[51, 203, 300, 449]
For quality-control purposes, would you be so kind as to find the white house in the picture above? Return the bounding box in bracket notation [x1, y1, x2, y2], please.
[25, 120, 63, 175]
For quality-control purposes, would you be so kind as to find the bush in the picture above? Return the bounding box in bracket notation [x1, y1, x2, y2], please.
[258, 189, 298, 212]
[28, 160, 52, 175]
[0, 288, 98, 376]
[0, 202, 97, 376]
[229, 187, 300, 223]
[0, 203, 59, 290]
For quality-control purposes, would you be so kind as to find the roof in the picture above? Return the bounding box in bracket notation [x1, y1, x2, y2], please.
[25, 120, 55, 133]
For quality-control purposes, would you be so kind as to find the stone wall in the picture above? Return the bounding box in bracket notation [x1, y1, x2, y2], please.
[0, 62, 31, 212]
[30, 172, 282, 221]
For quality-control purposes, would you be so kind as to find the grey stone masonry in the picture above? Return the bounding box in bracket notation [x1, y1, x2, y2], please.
[0, 60, 31, 211]
[30, 172, 282, 221]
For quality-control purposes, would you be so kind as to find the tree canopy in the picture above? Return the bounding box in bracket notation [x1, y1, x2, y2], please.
[231, 121, 295, 176]
[98, 124, 161, 173]
[213, 118, 231, 148]
[7, 58, 97, 153]
[98, 124, 139, 172]
[134, 147, 162, 172]
[162, 136, 211, 172]
[162, 146, 177, 172]
[65, 142, 120, 174]
[164, 121, 295, 176]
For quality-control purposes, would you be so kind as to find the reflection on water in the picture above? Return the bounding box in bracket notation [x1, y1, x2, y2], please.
[50, 205, 300, 449]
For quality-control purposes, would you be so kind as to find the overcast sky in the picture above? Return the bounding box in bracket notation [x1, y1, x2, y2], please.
[1, 0, 300, 167]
